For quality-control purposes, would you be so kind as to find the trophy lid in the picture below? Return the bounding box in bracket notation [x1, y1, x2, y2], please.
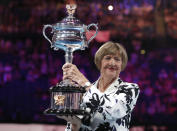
[54, 4, 83, 27]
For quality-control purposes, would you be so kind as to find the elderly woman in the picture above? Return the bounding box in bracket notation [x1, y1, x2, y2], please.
[61, 41, 140, 131]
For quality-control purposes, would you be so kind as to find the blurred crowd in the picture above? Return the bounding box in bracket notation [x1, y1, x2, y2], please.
[0, 0, 177, 40]
[0, 0, 177, 130]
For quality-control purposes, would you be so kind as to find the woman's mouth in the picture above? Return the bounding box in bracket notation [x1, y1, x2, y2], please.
[107, 67, 116, 71]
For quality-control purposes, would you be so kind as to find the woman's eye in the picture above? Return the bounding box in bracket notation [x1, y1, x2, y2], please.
[105, 56, 111, 60]
[115, 57, 121, 61]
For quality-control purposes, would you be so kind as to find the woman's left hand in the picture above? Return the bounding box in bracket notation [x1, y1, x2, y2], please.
[57, 115, 81, 131]
[62, 63, 89, 87]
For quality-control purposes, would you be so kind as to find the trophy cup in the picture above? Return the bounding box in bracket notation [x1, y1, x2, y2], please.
[43, 4, 98, 117]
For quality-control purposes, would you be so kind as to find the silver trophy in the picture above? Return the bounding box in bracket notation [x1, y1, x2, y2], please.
[43, 4, 98, 116]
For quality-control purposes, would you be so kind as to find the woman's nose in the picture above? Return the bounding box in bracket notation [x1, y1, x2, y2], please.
[110, 58, 116, 65]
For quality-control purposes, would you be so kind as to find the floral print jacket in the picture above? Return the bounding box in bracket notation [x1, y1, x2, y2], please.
[79, 78, 140, 131]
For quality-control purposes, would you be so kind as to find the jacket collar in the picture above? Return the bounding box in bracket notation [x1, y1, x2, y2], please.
[93, 77, 123, 94]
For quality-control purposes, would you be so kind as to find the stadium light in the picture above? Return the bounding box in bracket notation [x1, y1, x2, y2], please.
[108, 5, 114, 11]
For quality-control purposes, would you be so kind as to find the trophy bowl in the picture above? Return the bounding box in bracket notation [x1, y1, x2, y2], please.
[43, 4, 98, 116]
[43, 4, 98, 52]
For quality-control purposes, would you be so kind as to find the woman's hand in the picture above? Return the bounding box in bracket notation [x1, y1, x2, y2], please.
[57, 115, 81, 131]
[62, 63, 90, 87]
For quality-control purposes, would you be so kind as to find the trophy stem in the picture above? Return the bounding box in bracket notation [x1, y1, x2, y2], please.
[65, 47, 73, 63]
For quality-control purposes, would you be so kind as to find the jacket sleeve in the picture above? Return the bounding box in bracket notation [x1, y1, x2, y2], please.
[101, 83, 140, 120]
[79, 124, 92, 131]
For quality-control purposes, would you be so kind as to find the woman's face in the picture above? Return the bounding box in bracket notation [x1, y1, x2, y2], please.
[100, 52, 122, 80]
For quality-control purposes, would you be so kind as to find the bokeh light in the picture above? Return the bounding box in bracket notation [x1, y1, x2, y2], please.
[108, 5, 114, 11]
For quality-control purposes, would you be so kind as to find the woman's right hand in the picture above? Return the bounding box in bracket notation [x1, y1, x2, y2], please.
[62, 63, 90, 87]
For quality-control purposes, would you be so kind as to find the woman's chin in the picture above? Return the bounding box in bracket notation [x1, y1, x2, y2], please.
[105, 72, 118, 79]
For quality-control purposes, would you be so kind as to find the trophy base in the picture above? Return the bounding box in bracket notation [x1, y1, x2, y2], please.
[44, 80, 88, 117]
[44, 108, 89, 116]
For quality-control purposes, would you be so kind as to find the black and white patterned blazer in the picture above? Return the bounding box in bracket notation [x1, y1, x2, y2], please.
[79, 77, 140, 131]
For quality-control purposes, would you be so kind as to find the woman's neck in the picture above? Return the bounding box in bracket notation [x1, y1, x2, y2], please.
[98, 76, 117, 92]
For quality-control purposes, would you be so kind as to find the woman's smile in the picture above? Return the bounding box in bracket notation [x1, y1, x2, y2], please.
[106, 67, 117, 71]
[108, 67, 116, 71]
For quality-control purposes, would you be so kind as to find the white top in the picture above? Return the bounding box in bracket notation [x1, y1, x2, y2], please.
[79, 78, 140, 131]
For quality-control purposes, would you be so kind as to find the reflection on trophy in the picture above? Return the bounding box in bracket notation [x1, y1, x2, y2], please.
[43, 4, 98, 116]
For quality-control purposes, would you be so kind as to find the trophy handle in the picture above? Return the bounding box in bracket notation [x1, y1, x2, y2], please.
[87, 23, 98, 44]
[43, 24, 53, 47]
